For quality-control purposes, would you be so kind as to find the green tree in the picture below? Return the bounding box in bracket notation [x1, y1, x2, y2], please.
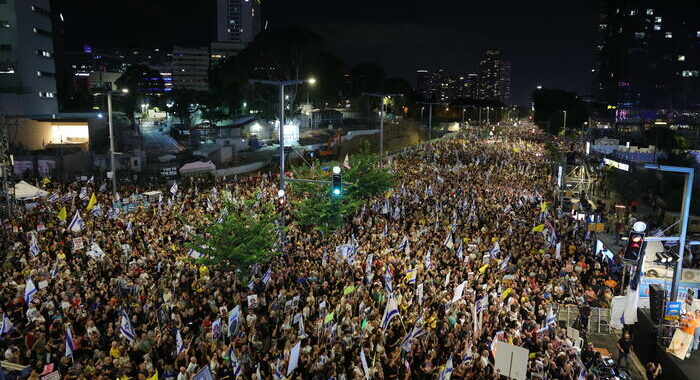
[167, 89, 205, 129]
[183, 196, 280, 272]
[289, 147, 396, 233]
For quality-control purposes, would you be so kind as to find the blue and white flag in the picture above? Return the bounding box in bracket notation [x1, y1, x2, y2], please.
[503, 204, 512, 214]
[287, 341, 301, 376]
[424, 250, 432, 269]
[396, 235, 408, 252]
[400, 314, 425, 352]
[99, 183, 107, 192]
[262, 267, 272, 285]
[384, 268, 393, 295]
[50, 262, 59, 279]
[438, 355, 453, 380]
[228, 347, 242, 377]
[456, 242, 463, 260]
[193, 366, 214, 380]
[68, 211, 85, 232]
[47, 193, 59, 203]
[427, 185, 433, 197]
[90, 203, 102, 217]
[87, 175, 94, 185]
[444, 231, 454, 249]
[489, 241, 500, 259]
[65, 325, 75, 357]
[170, 182, 178, 195]
[78, 187, 88, 200]
[1, 313, 14, 336]
[175, 328, 185, 356]
[24, 278, 37, 305]
[60, 192, 73, 202]
[120, 310, 136, 343]
[187, 248, 203, 259]
[228, 306, 240, 337]
[29, 234, 40, 257]
[546, 305, 556, 326]
[381, 296, 399, 330]
[392, 205, 401, 220]
[499, 253, 511, 272]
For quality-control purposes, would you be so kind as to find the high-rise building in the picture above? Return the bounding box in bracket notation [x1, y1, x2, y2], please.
[594, 1, 700, 110]
[216, 0, 261, 45]
[459, 74, 479, 99]
[415, 69, 465, 101]
[477, 50, 511, 103]
[172, 46, 210, 92]
[416, 69, 432, 100]
[0, 0, 58, 115]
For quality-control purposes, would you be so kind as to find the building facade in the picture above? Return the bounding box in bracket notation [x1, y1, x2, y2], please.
[594, 1, 700, 110]
[477, 49, 511, 104]
[216, 0, 261, 45]
[0, 0, 58, 116]
[172, 46, 210, 92]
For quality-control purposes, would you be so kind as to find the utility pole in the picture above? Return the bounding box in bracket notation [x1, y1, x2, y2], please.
[563, 110, 567, 136]
[249, 79, 308, 253]
[94, 88, 129, 200]
[362, 93, 402, 168]
[417, 101, 445, 142]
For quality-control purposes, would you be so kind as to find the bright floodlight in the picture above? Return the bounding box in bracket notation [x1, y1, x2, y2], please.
[633, 221, 647, 233]
[121, 88, 129, 94]
[332, 166, 341, 174]
[308, 77, 317, 85]
[278, 189, 285, 198]
[332, 188, 341, 196]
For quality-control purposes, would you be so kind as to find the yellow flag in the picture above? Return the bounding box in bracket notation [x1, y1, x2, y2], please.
[86, 193, 97, 211]
[540, 202, 548, 212]
[385, 189, 393, 199]
[478, 264, 489, 274]
[501, 287, 513, 299]
[41, 177, 51, 186]
[512, 147, 520, 153]
[57, 207, 67, 221]
[147, 372, 158, 380]
[532, 224, 545, 233]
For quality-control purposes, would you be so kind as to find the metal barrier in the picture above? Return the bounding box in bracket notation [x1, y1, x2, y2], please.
[556, 304, 612, 334]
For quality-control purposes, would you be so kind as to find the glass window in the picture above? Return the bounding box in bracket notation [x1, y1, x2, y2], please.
[665, 32, 673, 39]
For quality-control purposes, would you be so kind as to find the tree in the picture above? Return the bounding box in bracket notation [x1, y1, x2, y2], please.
[532, 88, 588, 136]
[114, 64, 164, 123]
[289, 146, 396, 233]
[183, 195, 280, 273]
[167, 89, 205, 129]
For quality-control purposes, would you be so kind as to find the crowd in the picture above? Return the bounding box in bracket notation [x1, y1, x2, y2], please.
[1, 127, 625, 379]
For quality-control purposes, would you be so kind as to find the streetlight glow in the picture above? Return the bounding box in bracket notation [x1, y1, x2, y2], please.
[307, 77, 317, 85]
[332, 166, 341, 174]
[121, 88, 129, 94]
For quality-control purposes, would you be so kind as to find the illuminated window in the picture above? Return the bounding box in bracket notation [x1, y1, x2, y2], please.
[36, 49, 51, 57]
[31, 5, 51, 16]
[655, 16, 662, 23]
[682, 71, 699, 77]
[653, 24, 661, 31]
[39, 92, 55, 98]
[646, 9, 653, 15]
[0, 21, 10, 28]
[665, 32, 673, 39]
[629, 9, 637, 16]
[678, 55, 685, 62]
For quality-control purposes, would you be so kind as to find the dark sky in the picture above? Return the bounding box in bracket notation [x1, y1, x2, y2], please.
[53, 0, 599, 105]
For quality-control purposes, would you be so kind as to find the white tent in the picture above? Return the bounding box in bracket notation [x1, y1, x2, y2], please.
[180, 161, 216, 176]
[14, 181, 49, 200]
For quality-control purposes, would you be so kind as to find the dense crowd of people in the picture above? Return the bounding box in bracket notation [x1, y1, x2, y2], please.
[1, 127, 625, 379]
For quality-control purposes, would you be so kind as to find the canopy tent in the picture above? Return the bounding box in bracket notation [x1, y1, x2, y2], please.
[180, 161, 216, 176]
[14, 181, 49, 200]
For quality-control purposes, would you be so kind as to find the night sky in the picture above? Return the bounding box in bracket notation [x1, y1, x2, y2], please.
[53, 0, 599, 105]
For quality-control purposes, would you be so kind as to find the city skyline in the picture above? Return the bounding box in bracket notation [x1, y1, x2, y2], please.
[52, 0, 600, 106]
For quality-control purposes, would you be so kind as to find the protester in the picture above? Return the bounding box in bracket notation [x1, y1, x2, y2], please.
[0, 125, 621, 379]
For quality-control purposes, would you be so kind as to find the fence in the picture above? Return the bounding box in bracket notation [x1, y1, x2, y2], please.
[556, 304, 613, 334]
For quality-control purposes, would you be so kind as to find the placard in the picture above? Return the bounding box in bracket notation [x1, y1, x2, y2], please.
[41, 371, 61, 380]
[494, 341, 529, 380]
[72, 237, 84, 251]
[247, 294, 258, 309]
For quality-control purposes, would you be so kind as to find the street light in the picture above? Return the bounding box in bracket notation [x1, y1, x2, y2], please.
[362, 93, 402, 167]
[417, 101, 446, 141]
[93, 87, 129, 200]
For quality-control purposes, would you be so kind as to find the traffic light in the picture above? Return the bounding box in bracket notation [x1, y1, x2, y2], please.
[624, 231, 646, 261]
[331, 166, 342, 197]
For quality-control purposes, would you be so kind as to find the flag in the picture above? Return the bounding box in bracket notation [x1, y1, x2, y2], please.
[120, 310, 136, 343]
[187, 248, 203, 259]
[88, 242, 105, 259]
[444, 270, 451, 287]
[381, 296, 399, 330]
[532, 224, 545, 233]
[47, 193, 59, 203]
[396, 235, 408, 253]
[170, 182, 178, 195]
[0, 314, 13, 336]
[400, 314, 425, 352]
[65, 325, 75, 357]
[427, 185, 433, 197]
[147, 371, 158, 380]
[60, 192, 73, 202]
[25, 278, 37, 304]
[489, 241, 500, 259]
[342, 154, 351, 169]
[87, 175, 94, 185]
[193, 366, 214, 380]
[456, 242, 463, 260]
[360, 347, 370, 379]
[405, 268, 417, 284]
[79, 187, 88, 200]
[438, 355, 453, 380]
[175, 328, 185, 356]
[99, 183, 107, 192]
[546, 305, 556, 326]
[365, 254, 374, 283]
[444, 231, 454, 249]
[229, 347, 242, 377]
[211, 318, 222, 340]
[452, 281, 467, 303]
[499, 253, 511, 272]
[424, 250, 431, 269]
[262, 267, 272, 285]
[68, 211, 85, 232]
[57, 207, 67, 221]
[503, 204, 512, 214]
[29, 234, 40, 257]
[417, 283, 424, 305]
[324, 312, 335, 324]
[384, 268, 393, 295]
[86, 193, 97, 211]
[50, 262, 59, 279]
[287, 341, 301, 376]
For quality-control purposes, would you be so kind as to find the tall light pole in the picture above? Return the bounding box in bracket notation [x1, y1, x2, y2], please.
[249, 79, 311, 252]
[417, 101, 445, 141]
[563, 110, 567, 135]
[644, 164, 694, 301]
[486, 107, 491, 125]
[362, 93, 402, 167]
[94, 88, 129, 200]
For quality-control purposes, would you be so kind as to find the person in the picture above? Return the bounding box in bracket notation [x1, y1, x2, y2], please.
[616, 332, 633, 370]
[645, 362, 662, 380]
[680, 309, 700, 357]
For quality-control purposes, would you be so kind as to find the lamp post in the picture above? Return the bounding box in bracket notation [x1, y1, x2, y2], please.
[94, 88, 129, 200]
[417, 101, 445, 141]
[249, 79, 312, 253]
[644, 164, 694, 301]
[563, 110, 567, 135]
[362, 93, 402, 167]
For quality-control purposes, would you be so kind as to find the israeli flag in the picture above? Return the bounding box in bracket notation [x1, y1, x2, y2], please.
[90, 203, 102, 217]
[25, 278, 37, 305]
[50, 263, 59, 279]
[384, 268, 393, 295]
[503, 204, 512, 214]
[120, 310, 136, 343]
[60, 192, 73, 202]
[170, 182, 178, 195]
[425, 250, 432, 269]
[88, 242, 105, 259]
[456, 242, 464, 260]
[262, 267, 272, 285]
[68, 211, 85, 232]
[47, 193, 59, 203]
[475, 296, 488, 314]
[99, 183, 107, 192]
[499, 253, 511, 272]
[489, 241, 500, 259]
[438, 355, 453, 380]
[396, 235, 408, 252]
[65, 325, 75, 357]
[229, 347, 242, 376]
[1, 313, 14, 336]
[29, 234, 40, 257]
[187, 248, 203, 259]
[444, 231, 454, 249]
[400, 314, 425, 351]
[546, 305, 556, 326]
[427, 185, 433, 197]
[87, 175, 94, 184]
[79, 187, 88, 200]
[365, 254, 374, 283]
[381, 296, 399, 330]
[392, 205, 401, 220]
[175, 328, 185, 356]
